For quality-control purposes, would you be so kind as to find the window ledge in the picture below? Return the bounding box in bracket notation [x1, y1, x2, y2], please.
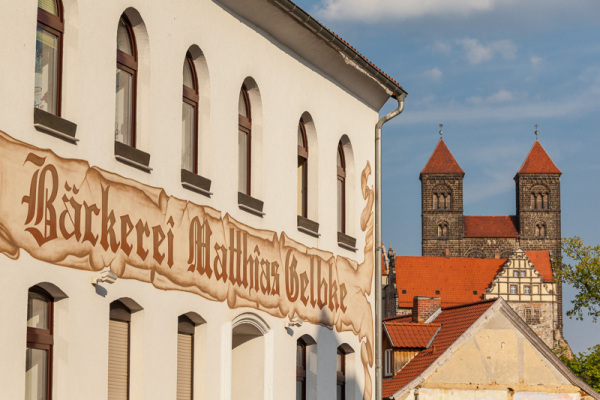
[181, 169, 212, 197]
[297, 216, 320, 237]
[338, 232, 357, 251]
[114, 141, 152, 173]
[238, 192, 264, 217]
[34, 108, 78, 144]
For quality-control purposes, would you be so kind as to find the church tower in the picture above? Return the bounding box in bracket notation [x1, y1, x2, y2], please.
[420, 139, 464, 257]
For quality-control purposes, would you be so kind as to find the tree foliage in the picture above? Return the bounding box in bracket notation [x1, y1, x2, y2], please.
[557, 344, 600, 392]
[554, 237, 600, 322]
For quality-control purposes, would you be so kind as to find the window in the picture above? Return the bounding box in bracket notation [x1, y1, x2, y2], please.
[177, 315, 195, 400]
[525, 307, 541, 325]
[337, 141, 346, 234]
[298, 119, 308, 218]
[35, 0, 63, 115]
[182, 53, 199, 173]
[238, 86, 251, 195]
[336, 348, 345, 400]
[432, 186, 451, 210]
[437, 222, 448, 238]
[115, 16, 137, 147]
[535, 222, 546, 237]
[384, 349, 393, 377]
[520, 270, 526, 278]
[523, 285, 531, 295]
[296, 339, 306, 400]
[108, 300, 131, 400]
[513, 270, 519, 278]
[510, 285, 518, 295]
[530, 187, 549, 210]
[26, 288, 53, 400]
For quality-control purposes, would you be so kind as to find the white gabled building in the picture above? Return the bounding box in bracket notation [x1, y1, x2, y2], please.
[0, 0, 406, 399]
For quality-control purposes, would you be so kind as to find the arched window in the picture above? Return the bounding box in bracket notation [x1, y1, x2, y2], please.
[337, 141, 346, 234]
[432, 185, 451, 210]
[35, 0, 63, 115]
[437, 222, 448, 238]
[296, 338, 307, 400]
[336, 347, 346, 400]
[530, 186, 549, 210]
[298, 119, 308, 218]
[25, 287, 53, 400]
[535, 222, 546, 237]
[115, 15, 137, 147]
[238, 86, 251, 195]
[182, 53, 199, 173]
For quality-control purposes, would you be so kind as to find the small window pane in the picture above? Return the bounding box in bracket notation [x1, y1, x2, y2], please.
[183, 59, 195, 89]
[182, 102, 196, 171]
[238, 130, 248, 194]
[510, 285, 518, 294]
[513, 270, 519, 277]
[520, 270, 526, 277]
[27, 292, 49, 329]
[117, 19, 133, 56]
[336, 352, 343, 373]
[238, 90, 248, 118]
[337, 179, 343, 232]
[38, 0, 58, 15]
[35, 28, 58, 114]
[298, 125, 305, 147]
[524, 286, 531, 295]
[298, 159, 307, 217]
[25, 348, 48, 400]
[337, 149, 342, 167]
[115, 68, 133, 145]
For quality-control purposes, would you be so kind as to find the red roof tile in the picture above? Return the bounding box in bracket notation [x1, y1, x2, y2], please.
[517, 141, 561, 174]
[382, 299, 497, 398]
[463, 215, 520, 238]
[421, 139, 464, 175]
[385, 322, 441, 348]
[395, 256, 506, 308]
[525, 250, 553, 282]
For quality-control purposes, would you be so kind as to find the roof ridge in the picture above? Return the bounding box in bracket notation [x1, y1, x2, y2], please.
[441, 298, 498, 311]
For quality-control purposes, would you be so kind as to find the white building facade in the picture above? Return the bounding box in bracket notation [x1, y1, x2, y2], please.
[0, 0, 406, 399]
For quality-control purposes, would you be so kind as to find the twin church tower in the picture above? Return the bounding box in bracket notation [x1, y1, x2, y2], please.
[420, 137, 562, 260]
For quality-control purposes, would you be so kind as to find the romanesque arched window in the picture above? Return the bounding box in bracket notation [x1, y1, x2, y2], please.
[530, 185, 549, 210]
[535, 222, 547, 237]
[437, 222, 448, 238]
[432, 185, 451, 210]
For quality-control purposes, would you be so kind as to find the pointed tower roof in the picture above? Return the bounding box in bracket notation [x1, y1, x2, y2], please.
[421, 139, 464, 175]
[517, 140, 561, 174]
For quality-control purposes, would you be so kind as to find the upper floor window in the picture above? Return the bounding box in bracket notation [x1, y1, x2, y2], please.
[108, 300, 132, 399]
[26, 287, 54, 400]
[177, 315, 195, 400]
[336, 348, 346, 400]
[35, 0, 63, 115]
[437, 222, 448, 238]
[337, 141, 346, 234]
[510, 285, 518, 295]
[298, 119, 308, 218]
[182, 53, 199, 173]
[115, 16, 137, 147]
[296, 339, 306, 400]
[535, 222, 547, 237]
[530, 186, 549, 210]
[238, 86, 251, 195]
[432, 185, 451, 210]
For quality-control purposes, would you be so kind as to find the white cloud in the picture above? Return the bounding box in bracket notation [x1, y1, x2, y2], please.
[456, 38, 517, 65]
[314, 0, 498, 21]
[530, 56, 543, 68]
[487, 89, 513, 103]
[422, 67, 442, 81]
[431, 41, 452, 55]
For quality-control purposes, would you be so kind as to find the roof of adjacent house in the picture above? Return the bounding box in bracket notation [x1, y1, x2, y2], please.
[517, 140, 562, 174]
[394, 251, 553, 308]
[420, 139, 464, 175]
[463, 215, 520, 238]
[384, 321, 441, 348]
[382, 299, 497, 398]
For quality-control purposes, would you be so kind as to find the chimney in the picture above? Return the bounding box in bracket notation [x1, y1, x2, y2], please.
[412, 296, 441, 323]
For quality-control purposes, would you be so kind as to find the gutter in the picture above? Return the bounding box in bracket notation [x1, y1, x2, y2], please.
[375, 93, 407, 400]
[270, 0, 408, 99]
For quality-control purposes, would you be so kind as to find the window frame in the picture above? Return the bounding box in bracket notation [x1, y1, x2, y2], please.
[115, 15, 138, 148]
[108, 300, 132, 400]
[337, 141, 346, 234]
[36, 0, 64, 116]
[177, 315, 195, 400]
[182, 52, 199, 174]
[384, 348, 393, 377]
[26, 287, 54, 400]
[336, 348, 346, 400]
[238, 85, 252, 195]
[298, 119, 308, 218]
[296, 338, 307, 400]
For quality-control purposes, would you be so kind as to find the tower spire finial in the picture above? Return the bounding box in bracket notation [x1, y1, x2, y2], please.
[439, 123, 443, 139]
[534, 124, 539, 140]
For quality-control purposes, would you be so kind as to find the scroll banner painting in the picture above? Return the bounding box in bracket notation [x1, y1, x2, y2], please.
[0, 131, 376, 400]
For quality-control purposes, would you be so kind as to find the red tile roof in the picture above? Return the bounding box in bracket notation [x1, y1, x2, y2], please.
[525, 250, 553, 282]
[382, 299, 497, 398]
[517, 140, 561, 174]
[395, 256, 506, 308]
[394, 251, 554, 309]
[385, 321, 441, 348]
[463, 215, 520, 238]
[420, 139, 464, 175]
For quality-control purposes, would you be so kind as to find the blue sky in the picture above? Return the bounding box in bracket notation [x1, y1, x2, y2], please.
[294, 0, 600, 353]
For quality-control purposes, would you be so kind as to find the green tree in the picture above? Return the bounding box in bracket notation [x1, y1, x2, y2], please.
[554, 237, 600, 322]
[557, 345, 600, 392]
